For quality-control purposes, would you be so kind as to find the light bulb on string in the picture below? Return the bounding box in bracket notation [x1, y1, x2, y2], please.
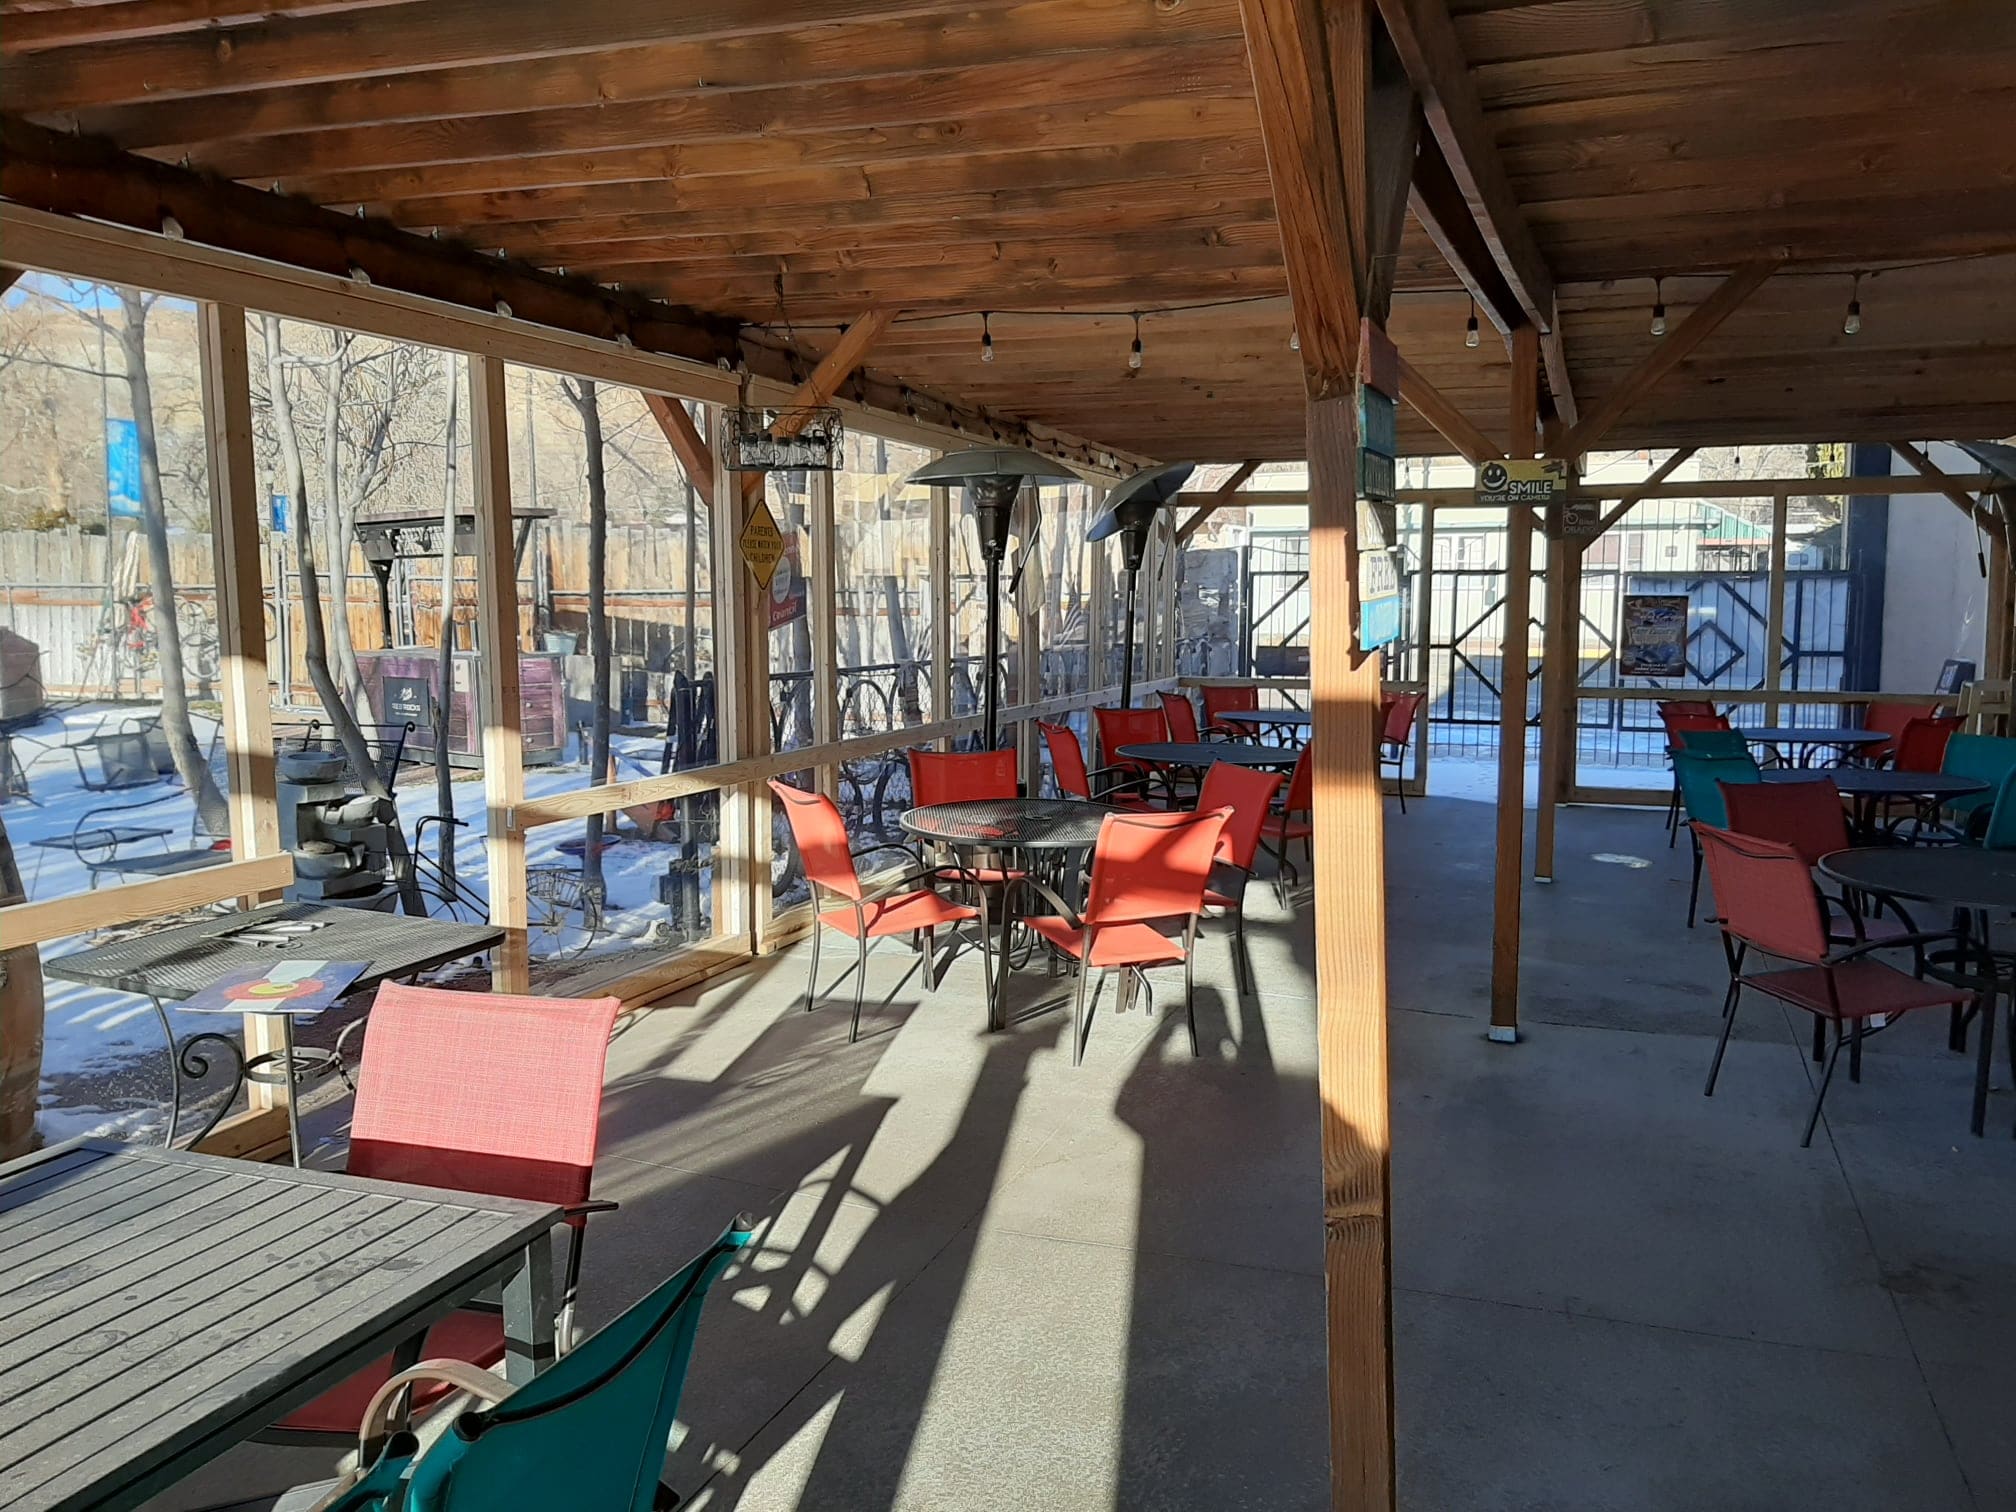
[980, 311, 994, 363]
[1843, 273, 1863, 336]
[1128, 312, 1144, 371]
[1289, 327, 1300, 352]
[1650, 277, 1667, 338]
[1464, 296, 1479, 349]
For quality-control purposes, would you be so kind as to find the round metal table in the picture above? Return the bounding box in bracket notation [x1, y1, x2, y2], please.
[1216, 709, 1312, 740]
[1762, 767, 1987, 836]
[1739, 726, 1887, 767]
[1116, 740, 1301, 770]
[1818, 845, 2016, 1136]
[901, 799, 1119, 1029]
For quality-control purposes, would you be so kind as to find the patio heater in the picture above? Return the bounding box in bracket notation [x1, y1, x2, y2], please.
[1087, 462, 1196, 706]
[902, 447, 1083, 750]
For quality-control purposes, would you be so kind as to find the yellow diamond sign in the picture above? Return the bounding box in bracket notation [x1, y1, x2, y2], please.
[739, 501, 785, 586]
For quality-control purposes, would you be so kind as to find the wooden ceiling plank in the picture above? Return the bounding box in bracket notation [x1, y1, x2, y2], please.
[2, 1, 420, 54]
[1374, 0, 1554, 329]
[1395, 353, 1500, 463]
[1559, 261, 1778, 458]
[1174, 460, 1261, 545]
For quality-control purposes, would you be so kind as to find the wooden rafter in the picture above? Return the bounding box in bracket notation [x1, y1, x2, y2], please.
[1540, 293, 1578, 430]
[1396, 353, 1499, 464]
[739, 309, 894, 503]
[1356, 19, 1420, 326]
[1374, 0, 1554, 330]
[1406, 131, 1520, 337]
[1174, 461, 1261, 545]
[2, 2, 415, 54]
[644, 394, 717, 511]
[1559, 262, 1778, 459]
[1591, 448, 1701, 538]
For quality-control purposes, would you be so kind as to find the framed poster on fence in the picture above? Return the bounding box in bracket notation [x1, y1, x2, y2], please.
[1620, 594, 1690, 679]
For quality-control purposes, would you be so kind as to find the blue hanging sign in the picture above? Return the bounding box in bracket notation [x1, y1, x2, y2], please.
[270, 493, 291, 532]
[105, 417, 143, 519]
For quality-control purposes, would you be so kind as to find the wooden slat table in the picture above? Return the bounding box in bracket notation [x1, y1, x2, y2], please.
[0, 1139, 560, 1512]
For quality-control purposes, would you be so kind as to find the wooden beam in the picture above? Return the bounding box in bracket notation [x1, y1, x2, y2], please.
[1406, 131, 1520, 337]
[1238, 0, 1361, 399]
[1395, 353, 1499, 464]
[738, 308, 893, 504]
[1490, 321, 1539, 1041]
[1763, 490, 1789, 725]
[1531, 527, 1577, 883]
[1375, 0, 1554, 330]
[1540, 292, 1578, 429]
[0, 267, 20, 298]
[643, 394, 717, 511]
[1890, 440, 2001, 537]
[1175, 460, 1261, 545]
[0, 117, 739, 367]
[1357, 23, 1420, 325]
[0, 856, 295, 949]
[1237, 3, 1394, 1507]
[2, 2, 415, 54]
[1591, 447, 1700, 537]
[1559, 262, 1777, 458]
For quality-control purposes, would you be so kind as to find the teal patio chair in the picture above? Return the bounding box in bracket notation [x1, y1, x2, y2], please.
[1673, 749, 1762, 928]
[1977, 765, 2016, 850]
[1941, 734, 2016, 836]
[285, 1217, 755, 1512]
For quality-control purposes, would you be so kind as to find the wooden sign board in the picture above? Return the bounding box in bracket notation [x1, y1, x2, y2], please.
[1476, 457, 1566, 507]
[739, 501, 786, 586]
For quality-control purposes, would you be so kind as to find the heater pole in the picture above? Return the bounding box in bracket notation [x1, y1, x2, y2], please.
[983, 555, 1003, 750]
[1120, 564, 1140, 708]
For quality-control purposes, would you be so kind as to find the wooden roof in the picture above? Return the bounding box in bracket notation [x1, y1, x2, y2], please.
[3, 0, 2012, 460]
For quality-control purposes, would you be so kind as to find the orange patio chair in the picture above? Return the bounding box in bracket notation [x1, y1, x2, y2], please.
[1196, 760, 1286, 997]
[1022, 806, 1231, 1064]
[1260, 744, 1314, 904]
[1040, 718, 1161, 810]
[770, 778, 985, 1042]
[1379, 690, 1425, 813]
[1157, 690, 1203, 743]
[1201, 683, 1261, 738]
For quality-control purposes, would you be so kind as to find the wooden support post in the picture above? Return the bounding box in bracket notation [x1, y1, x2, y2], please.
[1532, 532, 1576, 883]
[199, 301, 288, 1115]
[708, 435, 757, 952]
[469, 354, 528, 988]
[1410, 500, 1436, 798]
[810, 467, 839, 798]
[1238, 0, 1395, 1502]
[1490, 323, 1539, 1040]
[1764, 490, 1789, 725]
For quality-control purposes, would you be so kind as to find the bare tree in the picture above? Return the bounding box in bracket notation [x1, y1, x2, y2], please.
[562, 375, 613, 890]
[261, 316, 425, 914]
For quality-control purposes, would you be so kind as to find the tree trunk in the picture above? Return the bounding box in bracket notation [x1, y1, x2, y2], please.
[116, 291, 229, 837]
[565, 378, 612, 890]
[318, 353, 370, 720]
[0, 816, 44, 1161]
[261, 316, 426, 915]
[433, 359, 460, 889]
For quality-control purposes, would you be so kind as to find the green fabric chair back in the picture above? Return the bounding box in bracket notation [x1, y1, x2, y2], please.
[1940, 734, 2016, 818]
[1981, 766, 2016, 850]
[1671, 728, 1749, 759]
[391, 1218, 753, 1512]
[1672, 750, 1761, 831]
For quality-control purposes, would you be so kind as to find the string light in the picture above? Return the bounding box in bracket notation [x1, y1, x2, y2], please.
[980, 311, 994, 363]
[1289, 327, 1299, 352]
[1649, 277, 1667, 338]
[1128, 312, 1143, 370]
[1843, 272, 1863, 336]
[1464, 296, 1479, 349]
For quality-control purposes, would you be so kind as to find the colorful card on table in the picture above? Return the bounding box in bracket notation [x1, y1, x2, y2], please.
[179, 960, 367, 1018]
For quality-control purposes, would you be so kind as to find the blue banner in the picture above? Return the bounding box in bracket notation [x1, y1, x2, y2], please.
[105, 416, 142, 519]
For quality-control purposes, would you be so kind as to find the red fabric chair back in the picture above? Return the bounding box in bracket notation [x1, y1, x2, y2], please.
[1095, 706, 1169, 769]
[1196, 762, 1284, 870]
[1692, 824, 1830, 965]
[908, 748, 1018, 807]
[1659, 703, 1729, 743]
[347, 983, 620, 1209]
[1039, 720, 1094, 799]
[1201, 684, 1259, 727]
[1281, 745, 1314, 813]
[768, 778, 862, 900]
[1381, 691, 1424, 747]
[1895, 714, 1964, 772]
[1157, 691, 1202, 743]
[1083, 808, 1231, 928]
[1718, 777, 1849, 868]
[1862, 701, 1941, 763]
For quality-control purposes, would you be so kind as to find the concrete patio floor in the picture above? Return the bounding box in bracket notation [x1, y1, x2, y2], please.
[147, 795, 2016, 1511]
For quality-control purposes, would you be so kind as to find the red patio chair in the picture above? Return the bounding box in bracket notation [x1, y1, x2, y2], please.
[1379, 690, 1425, 814]
[907, 747, 1025, 889]
[1660, 703, 1731, 840]
[1094, 705, 1174, 798]
[1022, 806, 1231, 1064]
[268, 983, 622, 1440]
[1201, 683, 1260, 738]
[1260, 744, 1314, 903]
[1694, 824, 1967, 1145]
[1893, 713, 1964, 773]
[1196, 761, 1286, 996]
[1861, 700, 1943, 765]
[1718, 777, 1924, 953]
[1040, 718, 1160, 810]
[1157, 690, 1203, 743]
[770, 778, 985, 1042]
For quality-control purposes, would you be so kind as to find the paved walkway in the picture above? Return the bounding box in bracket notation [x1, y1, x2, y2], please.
[147, 796, 2014, 1510]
